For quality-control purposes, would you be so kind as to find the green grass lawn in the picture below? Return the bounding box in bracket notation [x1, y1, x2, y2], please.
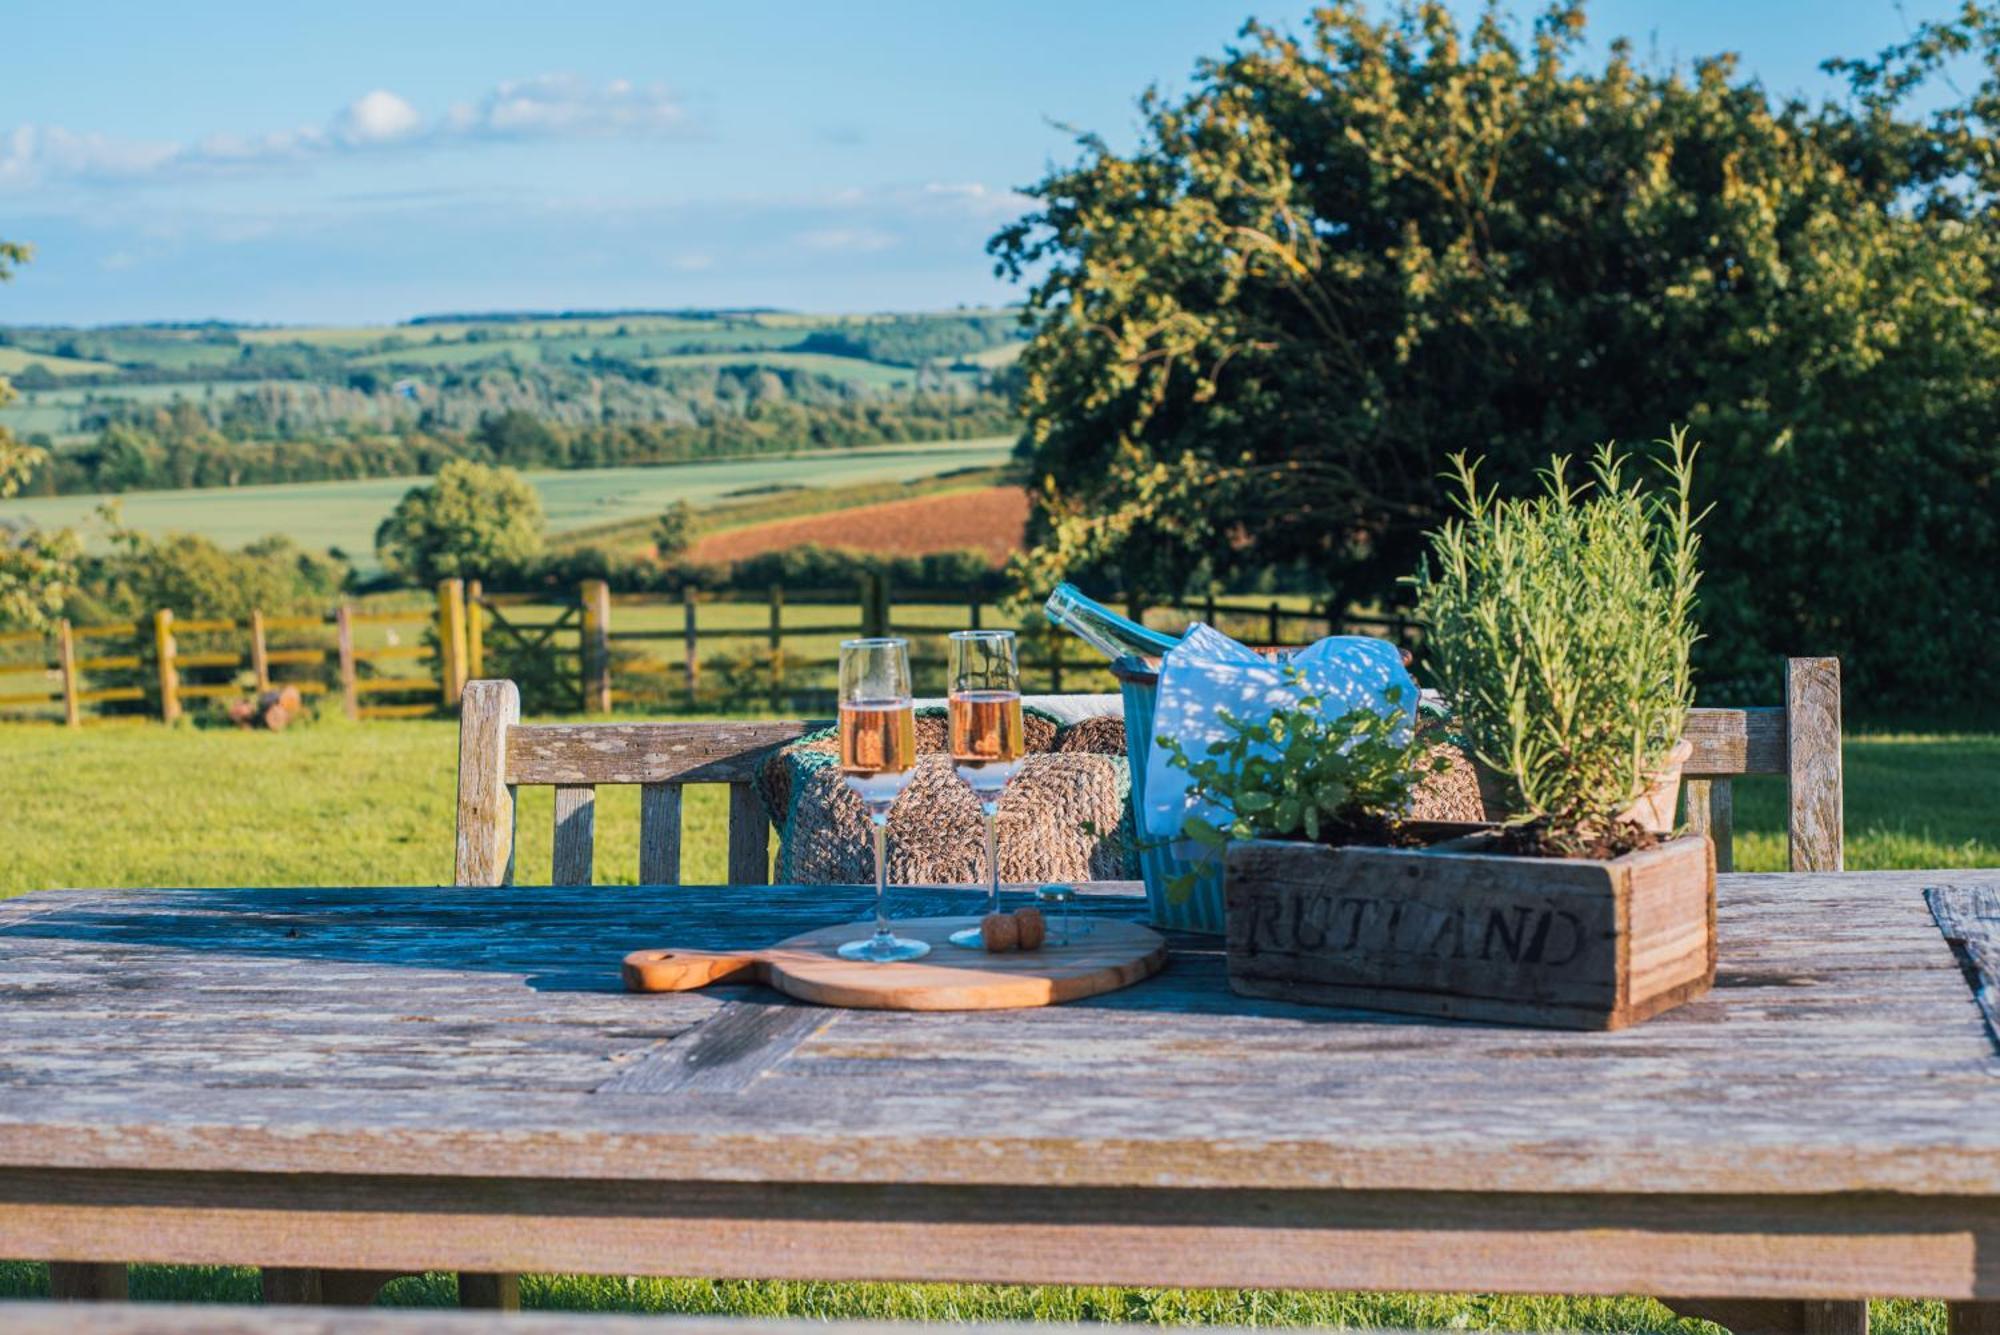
[0, 721, 1991, 1326]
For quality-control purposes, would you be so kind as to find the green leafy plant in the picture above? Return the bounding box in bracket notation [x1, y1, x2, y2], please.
[1408, 430, 1703, 852]
[1161, 672, 1439, 866]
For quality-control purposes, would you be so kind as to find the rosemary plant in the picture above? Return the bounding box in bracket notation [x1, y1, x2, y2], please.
[1407, 429, 1704, 850]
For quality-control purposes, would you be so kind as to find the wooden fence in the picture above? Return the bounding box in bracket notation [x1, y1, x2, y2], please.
[0, 581, 476, 727]
[0, 576, 1415, 725]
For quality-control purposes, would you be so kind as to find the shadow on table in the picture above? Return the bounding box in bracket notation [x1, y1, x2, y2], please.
[0, 883, 1387, 1022]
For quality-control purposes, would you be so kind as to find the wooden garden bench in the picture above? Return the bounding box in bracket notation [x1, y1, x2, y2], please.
[448, 656, 1844, 888]
[1680, 657, 1843, 873]
[452, 678, 814, 888]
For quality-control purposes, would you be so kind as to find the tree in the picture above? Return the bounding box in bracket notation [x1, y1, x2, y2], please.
[653, 500, 695, 560]
[0, 237, 40, 499]
[992, 2, 2000, 708]
[374, 460, 546, 584]
[0, 237, 79, 629]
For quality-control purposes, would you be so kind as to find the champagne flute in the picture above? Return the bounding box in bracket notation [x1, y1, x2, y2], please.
[945, 629, 1025, 948]
[836, 637, 929, 963]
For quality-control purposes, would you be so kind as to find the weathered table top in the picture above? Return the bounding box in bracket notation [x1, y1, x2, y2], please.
[3, 871, 1998, 1299]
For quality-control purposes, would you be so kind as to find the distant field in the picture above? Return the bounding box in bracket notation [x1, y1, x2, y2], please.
[0, 346, 119, 377]
[0, 438, 1015, 569]
[688, 485, 1028, 564]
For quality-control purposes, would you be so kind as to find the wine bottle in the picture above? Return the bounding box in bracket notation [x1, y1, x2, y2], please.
[1042, 583, 1181, 662]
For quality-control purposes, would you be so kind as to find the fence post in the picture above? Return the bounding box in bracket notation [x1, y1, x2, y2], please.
[249, 609, 271, 693]
[1267, 600, 1282, 646]
[682, 586, 700, 708]
[152, 609, 180, 724]
[861, 571, 890, 638]
[335, 603, 359, 720]
[465, 579, 485, 679]
[1049, 630, 1064, 694]
[437, 578, 469, 708]
[768, 584, 784, 706]
[57, 618, 80, 728]
[1203, 592, 1217, 629]
[581, 578, 612, 714]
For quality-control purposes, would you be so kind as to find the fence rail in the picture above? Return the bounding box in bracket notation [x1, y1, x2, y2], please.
[0, 575, 1416, 725]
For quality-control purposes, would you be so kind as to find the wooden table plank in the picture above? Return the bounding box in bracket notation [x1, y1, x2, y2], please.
[0, 871, 1996, 1299]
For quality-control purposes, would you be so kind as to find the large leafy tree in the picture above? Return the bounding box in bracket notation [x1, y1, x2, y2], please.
[0, 239, 81, 628]
[0, 238, 40, 498]
[375, 459, 547, 584]
[993, 2, 2000, 707]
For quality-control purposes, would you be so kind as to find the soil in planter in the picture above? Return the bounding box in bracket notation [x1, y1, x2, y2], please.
[1307, 814, 1484, 850]
[1493, 817, 1662, 861]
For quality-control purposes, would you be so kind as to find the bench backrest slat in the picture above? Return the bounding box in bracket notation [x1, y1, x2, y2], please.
[454, 678, 813, 888]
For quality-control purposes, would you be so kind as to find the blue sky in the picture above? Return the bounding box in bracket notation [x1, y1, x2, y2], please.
[0, 1, 1963, 326]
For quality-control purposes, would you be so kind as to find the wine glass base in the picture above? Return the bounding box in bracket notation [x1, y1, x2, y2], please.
[837, 934, 930, 963]
[946, 924, 988, 949]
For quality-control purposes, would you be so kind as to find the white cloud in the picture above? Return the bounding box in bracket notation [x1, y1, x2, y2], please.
[796, 227, 896, 254]
[0, 76, 691, 191]
[448, 74, 687, 138]
[0, 124, 178, 186]
[338, 90, 423, 145]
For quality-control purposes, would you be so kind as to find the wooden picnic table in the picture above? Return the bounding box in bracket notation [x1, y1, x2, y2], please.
[1, 871, 1996, 1318]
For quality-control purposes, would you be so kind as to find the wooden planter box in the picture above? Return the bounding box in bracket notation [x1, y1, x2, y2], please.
[1223, 833, 1715, 1030]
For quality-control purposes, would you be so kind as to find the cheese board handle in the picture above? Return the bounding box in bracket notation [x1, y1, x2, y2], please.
[622, 948, 769, 993]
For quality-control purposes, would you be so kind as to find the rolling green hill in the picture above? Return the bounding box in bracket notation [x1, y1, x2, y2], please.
[0, 308, 1025, 503]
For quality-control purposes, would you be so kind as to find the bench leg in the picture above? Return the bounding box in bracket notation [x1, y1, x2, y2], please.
[459, 1271, 521, 1310]
[1949, 1303, 2000, 1335]
[261, 1267, 399, 1305]
[1664, 1299, 1867, 1335]
[47, 1263, 128, 1300]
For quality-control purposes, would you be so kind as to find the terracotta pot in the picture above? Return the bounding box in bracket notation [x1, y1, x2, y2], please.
[1619, 737, 1694, 834]
[1471, 736, 1694, 833]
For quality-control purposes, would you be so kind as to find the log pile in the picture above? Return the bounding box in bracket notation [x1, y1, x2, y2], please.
[225, 685, 305, 731]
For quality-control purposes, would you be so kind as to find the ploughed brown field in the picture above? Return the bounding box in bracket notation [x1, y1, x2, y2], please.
[688, 486, 1029, 565]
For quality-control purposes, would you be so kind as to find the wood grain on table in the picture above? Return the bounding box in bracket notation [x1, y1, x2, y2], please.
[1, 872, 1997, 1301]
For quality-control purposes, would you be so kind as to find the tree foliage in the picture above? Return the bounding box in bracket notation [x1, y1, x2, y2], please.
[79, 522, 348, 623]
[993, 1, 2000, 708]
[653, 500, 695, 560]
[0, 236, 40, 497]
[0, 237, 79, 629]
[374, 460, 547, 584]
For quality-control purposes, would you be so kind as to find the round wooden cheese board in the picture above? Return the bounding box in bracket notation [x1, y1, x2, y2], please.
[622, 915, 1167, 1011]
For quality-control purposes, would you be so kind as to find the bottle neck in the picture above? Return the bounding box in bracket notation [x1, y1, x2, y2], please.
[1042, 584, 1180, 662]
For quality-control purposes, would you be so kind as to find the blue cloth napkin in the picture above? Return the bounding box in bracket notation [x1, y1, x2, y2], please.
[1140, 623, 1419, 844]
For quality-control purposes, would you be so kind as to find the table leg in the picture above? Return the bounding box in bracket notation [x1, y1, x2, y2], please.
[1948, 1303, 2000, 1335]
[459, 1271, 521, 1310]
[261, 1267, 398, 1305]
[46, 1262, 127, 1301]
[1664, 1298, 1867, 1335]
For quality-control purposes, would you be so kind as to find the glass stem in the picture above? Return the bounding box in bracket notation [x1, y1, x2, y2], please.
[871, 814, 891, 944]
[982, 801, 999, 916]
